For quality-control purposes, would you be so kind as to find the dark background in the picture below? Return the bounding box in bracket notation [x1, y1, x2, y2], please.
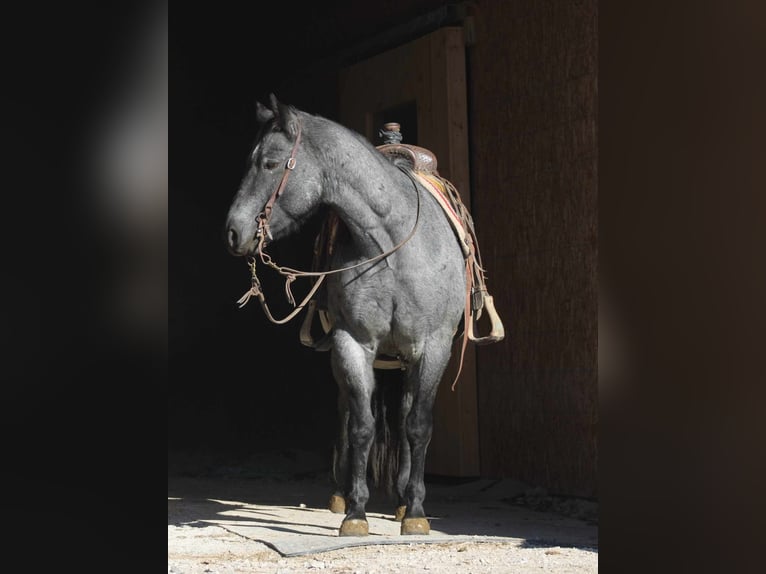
[0, 1, 764, 571]
[171, 0, 602, 500]
[170, 2, 461, 472]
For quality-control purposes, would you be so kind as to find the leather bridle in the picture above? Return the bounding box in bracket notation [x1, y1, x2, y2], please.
[255, 123, 303, 244]
[238, 119, 422, 324]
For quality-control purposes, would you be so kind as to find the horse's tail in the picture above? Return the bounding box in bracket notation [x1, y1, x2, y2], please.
[369, 371, 401, 497]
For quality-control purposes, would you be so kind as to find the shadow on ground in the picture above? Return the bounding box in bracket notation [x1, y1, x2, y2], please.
[168, 449, 597, 556]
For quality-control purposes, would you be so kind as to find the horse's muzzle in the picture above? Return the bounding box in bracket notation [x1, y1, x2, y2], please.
[224, 219, 257, 256]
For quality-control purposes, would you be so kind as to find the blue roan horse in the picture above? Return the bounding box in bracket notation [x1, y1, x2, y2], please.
[225, 95, 501, 536]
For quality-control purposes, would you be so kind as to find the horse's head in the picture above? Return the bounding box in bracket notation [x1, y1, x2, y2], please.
[225, 95, 321, 256]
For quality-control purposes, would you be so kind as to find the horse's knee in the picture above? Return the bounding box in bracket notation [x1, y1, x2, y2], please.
[349, 411, 375, 446]
[405, 414, 433, 447]
[349, 423, 374, 449]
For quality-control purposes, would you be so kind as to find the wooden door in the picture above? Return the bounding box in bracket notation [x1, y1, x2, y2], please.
[339, 27, 479, 477]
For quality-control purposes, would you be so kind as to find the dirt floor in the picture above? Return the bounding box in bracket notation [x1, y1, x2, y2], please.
[168, 453, 597, 573]
[167, 529, 597, 574]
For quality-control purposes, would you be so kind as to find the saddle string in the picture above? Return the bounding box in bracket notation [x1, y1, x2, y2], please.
[452, 255, 474, 391]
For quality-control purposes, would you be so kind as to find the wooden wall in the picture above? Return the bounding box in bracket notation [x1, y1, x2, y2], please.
[468, 0, 598, 497]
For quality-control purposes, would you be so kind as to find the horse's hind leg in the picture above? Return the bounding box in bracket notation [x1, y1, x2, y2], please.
[329, 390, 349, 514]
[399, 336, 453, 535]
[331, 329, 376, 536]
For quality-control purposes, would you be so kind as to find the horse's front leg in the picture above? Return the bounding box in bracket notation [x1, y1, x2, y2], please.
[394, 389, 413, 522]
[331, 328, 376, 536]
[400, 335, 453, 535]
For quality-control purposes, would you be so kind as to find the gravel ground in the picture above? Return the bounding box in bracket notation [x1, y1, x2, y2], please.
[168, 522, 598, 573]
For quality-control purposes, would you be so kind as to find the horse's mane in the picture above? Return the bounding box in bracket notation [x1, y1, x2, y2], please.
[250, 105, 410, 178]
[299, 110, 407, 172]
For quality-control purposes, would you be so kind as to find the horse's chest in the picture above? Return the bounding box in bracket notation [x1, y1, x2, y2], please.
[328, 272, 438, 342]
[329, 278, 394, 327]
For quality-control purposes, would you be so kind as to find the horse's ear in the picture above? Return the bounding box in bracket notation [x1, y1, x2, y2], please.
[267, 94, 298, 139]
[268, 93, 280, 112]
[276, 101, 300, 140]
[255, 100, 274, 124]
[267, 93, 299, 139]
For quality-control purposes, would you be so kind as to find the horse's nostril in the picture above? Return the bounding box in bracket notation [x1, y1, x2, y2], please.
[227, 228, 239, 249]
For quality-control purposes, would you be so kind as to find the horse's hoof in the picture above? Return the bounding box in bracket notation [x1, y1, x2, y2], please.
[401, 517, 430, 535]
[329, 495, 346, 514]
[394, 505, 406, 522]
[339, 518, 369, 536]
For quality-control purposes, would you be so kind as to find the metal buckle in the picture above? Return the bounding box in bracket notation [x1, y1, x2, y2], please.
[286, 157, 296, 170]
[471, 287, 485, 312]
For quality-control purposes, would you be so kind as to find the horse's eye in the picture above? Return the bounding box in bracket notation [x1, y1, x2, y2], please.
[263, 159, 280, 171]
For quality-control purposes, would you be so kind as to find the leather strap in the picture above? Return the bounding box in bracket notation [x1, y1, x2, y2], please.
[452, 255, 474, 391]
[257, 125, 303, 241]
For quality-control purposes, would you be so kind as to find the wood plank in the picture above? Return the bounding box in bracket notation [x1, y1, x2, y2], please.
[424, 28, 479, 477]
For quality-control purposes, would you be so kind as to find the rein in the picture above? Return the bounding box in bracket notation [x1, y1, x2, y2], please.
[237, 121, 422, 323]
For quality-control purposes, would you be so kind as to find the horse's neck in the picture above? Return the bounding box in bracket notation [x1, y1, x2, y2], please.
[324, 140, 416, 258]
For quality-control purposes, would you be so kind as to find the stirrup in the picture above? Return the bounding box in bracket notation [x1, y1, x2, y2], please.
[299, 300, 332, 350]
[468, 295, 505, 345]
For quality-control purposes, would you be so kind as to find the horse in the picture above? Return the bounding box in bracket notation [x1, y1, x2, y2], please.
[224, 94, 502, 537]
